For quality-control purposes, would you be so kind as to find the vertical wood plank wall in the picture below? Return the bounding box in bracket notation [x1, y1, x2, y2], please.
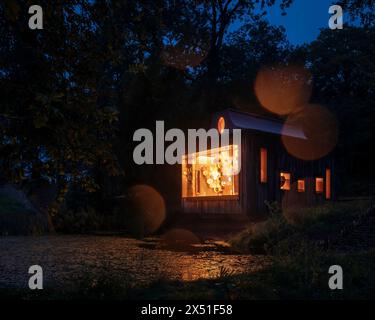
[182, 130, 334, 218]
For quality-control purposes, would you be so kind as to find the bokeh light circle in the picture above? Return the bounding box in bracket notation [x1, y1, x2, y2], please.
[126, 185, 166, 236]
[254, 64, 312, 115]
[160, 228, 200, 252]
[282, 104, 339, 161]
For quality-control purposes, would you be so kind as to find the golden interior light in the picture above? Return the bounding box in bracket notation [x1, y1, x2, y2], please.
[260, 148, 267, 183]
[182, 145, 239, 198]
[315, 177, 324, 194]
[297, 179, 305, 192]
[325, 169, 331, 199]
[280, 172, 291, 190]
[217, 116, 225, 134]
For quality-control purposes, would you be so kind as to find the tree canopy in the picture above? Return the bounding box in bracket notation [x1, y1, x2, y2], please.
[0, 0, 374, 211]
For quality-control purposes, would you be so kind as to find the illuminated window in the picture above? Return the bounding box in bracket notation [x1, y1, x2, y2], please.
[297, 179, 305, 192]
[260, 148, 267, 183]
[325, 169, 331, 199]
[315, 177, 324, 194]
[195, 170, 201, 194]
[280, 172, 291, 191]
[182, 145, 239, 198]
[217, 117, 225, 134]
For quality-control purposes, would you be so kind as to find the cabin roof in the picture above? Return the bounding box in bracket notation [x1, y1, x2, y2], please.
[212, 108, 307, 139]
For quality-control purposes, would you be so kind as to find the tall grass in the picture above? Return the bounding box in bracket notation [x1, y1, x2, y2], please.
[230, 200, 373, 254]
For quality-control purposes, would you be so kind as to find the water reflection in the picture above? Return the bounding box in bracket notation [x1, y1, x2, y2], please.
[0, 236, 270, 288]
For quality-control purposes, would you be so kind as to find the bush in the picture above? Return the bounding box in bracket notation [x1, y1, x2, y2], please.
[53, 205, 103, 234]
[230, 212, 293, 254]
[0, 195, 48, 235]
[230, 200, 373, 254]
[228, 247, 375, 299]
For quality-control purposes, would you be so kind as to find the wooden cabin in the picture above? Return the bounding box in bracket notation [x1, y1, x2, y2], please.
[181, 108, 334, 220]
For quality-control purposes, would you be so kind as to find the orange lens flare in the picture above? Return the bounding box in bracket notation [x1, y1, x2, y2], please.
[254, 64, 312, 115]
[282, 104, 339, 161]
[126, 185, 166, 236]
[217, 116, 225, 134]
[160, 228, 200, 252]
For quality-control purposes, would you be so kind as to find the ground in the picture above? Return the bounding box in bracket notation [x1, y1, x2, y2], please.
[0, 235, 269, 289]
[2, 200, 375, 299]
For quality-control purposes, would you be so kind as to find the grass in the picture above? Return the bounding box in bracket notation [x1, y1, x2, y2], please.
[229, 200, 373, 255]
[2, 247, 374, 300]
[1, 199, 375, 300]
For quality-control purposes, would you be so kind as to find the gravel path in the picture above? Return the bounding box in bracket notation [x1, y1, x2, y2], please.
[0, 235, 268, 289]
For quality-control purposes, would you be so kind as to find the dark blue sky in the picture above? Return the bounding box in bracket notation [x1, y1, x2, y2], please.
[265, 0, 337, 45]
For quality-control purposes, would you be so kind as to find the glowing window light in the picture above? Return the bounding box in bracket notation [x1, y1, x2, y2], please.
[260, 148, 267, 183]
[315, 177, 324, 194]
[280, 172, 291, 191]
[182, 145, 239, 198]
[217, 117, 225, 134]
[297, 179, 305, 192]
[325, 168, 331, 199]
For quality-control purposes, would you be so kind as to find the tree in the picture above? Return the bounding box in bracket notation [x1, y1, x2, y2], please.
[306, 27, 375, 185]
[339, 0, 375, 26]
[0, 1, 121, 214]
[1, 0, 295, 219]
[183, 0, 293, 111]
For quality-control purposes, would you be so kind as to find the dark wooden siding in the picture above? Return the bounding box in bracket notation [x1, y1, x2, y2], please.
[247, 131, 335, 215]
[182, 130, 335, 217]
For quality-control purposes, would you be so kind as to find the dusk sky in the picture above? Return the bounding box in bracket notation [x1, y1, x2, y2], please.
[266, 0, 337, 45]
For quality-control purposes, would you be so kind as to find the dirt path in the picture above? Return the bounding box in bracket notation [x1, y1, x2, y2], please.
[0, 235, 268, 289]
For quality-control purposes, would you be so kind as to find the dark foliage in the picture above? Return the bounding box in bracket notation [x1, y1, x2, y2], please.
[0, 0, 374, 226]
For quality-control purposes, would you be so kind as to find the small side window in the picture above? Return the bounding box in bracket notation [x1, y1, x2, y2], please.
[260, 148, 267, 183]
[315, 177, 324, 194]
[280, 172, 291, 191]
[297, 179, 305, 192]
[325, 168, 331, 199]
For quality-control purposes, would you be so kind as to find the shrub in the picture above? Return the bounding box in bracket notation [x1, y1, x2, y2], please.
[230, 213, 293, 254]
[53, 205, 103, 234]
[230, 200, 373, 255]
[0, 195, 48, 235]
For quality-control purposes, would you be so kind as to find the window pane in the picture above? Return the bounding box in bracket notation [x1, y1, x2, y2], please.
[280, 172, 291, 190]
[260, 148, 267, 183]
[325, 169, 331, 199]
[316, 177, 324, 193]
[182, 145, 239, 198]
[297, 179, 305, 192]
